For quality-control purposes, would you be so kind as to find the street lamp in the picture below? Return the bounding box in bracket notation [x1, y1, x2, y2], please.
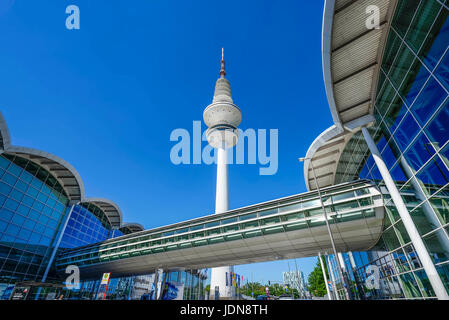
[299, 157, 351, 300]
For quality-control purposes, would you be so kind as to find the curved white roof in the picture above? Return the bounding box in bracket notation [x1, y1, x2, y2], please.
[0, 113, 11, 150]
[305, 0, 397, 190]
[81, 198, 123, 229]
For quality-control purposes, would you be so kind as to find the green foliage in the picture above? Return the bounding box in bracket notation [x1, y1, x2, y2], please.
[307, 257, 329, 297]
[240, 282, 299, 299]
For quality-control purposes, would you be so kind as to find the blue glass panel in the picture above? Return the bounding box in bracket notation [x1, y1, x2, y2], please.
[0, 220, 8, 233]
[382, 139, 399, 169]
[386, 100, 408, 133]
[417, 156, 449, 195]
[394, 113, 420, 149]
[22, 195, 34, 207]
[359, 163, 369, 179]
[2, 173, 17, 186]
[10, 189, 24, 202]
[0, 209, 14, 221]
[4, 199, 19, 211]
[402, 63, 430, 106]
[421, 10, 449, 69]
[435, 50, 449, 89]
[391, 164, 407, 182]
[19, 170, 33, 184]
[32, 201, 44, 212]
[6, 224, 20, 237]
[30, 178, 43, 191]
[404, 134, 435, 172]
[425, 99, 449, 149]
[23, 220, 35, 231]
[0, 182, 12, 196]
[29, 210, 40, 221]
[441, 145, 449, 174]
[0, 157, 9, 169]
[39, 215, 49, 225]
[0, 194, 6, 207]
[7, 163, 23, 177]
[11, 214, 25, 226]
[377, 136, 387, 152]
[411, 77, 448, 125]
[33, 223, 46, 234]
[15, 180, 28, 193]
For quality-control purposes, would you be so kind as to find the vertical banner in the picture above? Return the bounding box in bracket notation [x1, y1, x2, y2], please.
[97, 273, 111, 300]
[225, 272, 228, 286]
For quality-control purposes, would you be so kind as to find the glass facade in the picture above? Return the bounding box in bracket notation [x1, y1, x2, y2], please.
[0, 154, 70, 287]
[28, 269, 206, 300]
[333, 0, 449, 299]
[59, 203, 113, 250]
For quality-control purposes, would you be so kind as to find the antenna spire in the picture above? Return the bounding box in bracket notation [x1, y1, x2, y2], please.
[220, 48, 226, 78]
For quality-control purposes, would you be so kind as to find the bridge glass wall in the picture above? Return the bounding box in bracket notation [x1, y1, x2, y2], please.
[0, 154, 70, 297]
[333, 0, 449, 299]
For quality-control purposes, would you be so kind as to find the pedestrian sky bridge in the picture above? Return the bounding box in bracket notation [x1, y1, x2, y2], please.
[55, 180, 385, 278]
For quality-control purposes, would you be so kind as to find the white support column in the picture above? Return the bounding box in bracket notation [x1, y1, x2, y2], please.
[362, 127, 449, 300]
[41, 204, 76, 283]
[337, 253, 346, 273]
[215, 146, 229, 213]
[210, 145, 234, 299]
[348, 251, 357, 270]
[318, 252, 332, 300]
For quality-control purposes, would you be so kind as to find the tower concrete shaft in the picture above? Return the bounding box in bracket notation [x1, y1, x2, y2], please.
[204, 50, 242, 299]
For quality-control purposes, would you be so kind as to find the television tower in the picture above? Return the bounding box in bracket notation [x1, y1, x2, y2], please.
[203, 49, 242, 299]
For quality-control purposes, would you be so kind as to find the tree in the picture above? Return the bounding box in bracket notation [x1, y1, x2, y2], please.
[307, 257, 329, 297]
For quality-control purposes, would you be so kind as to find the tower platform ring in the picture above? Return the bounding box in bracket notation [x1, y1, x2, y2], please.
[206, 125, 239, 149]
[203, 101, 242, 129]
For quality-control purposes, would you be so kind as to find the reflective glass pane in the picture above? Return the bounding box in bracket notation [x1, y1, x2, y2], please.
[404, 133, 435, 172]
[425, 99, 449, 150]
[419, 6, 449, 69]
[393, 113, 420, 149]
[430, 186, 449, 225]
[422, 229, 449, 264]
[416, 156, 449, 196]
[411, 77, 448, 126]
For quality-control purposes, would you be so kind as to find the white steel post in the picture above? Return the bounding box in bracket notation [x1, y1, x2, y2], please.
[361, 127, 449, 300]
[318, 252, 332, 300]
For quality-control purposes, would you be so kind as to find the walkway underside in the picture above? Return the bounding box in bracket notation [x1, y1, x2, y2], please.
[56, 180, 385, 279]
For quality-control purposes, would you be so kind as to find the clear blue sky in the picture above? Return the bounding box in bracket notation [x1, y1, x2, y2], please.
[0, 0, 333, 284]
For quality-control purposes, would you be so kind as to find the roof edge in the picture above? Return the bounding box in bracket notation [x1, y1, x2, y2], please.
[82, 197, 123, 228]
[303, 125, 343, 190]
[322, 0, 343, 131]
